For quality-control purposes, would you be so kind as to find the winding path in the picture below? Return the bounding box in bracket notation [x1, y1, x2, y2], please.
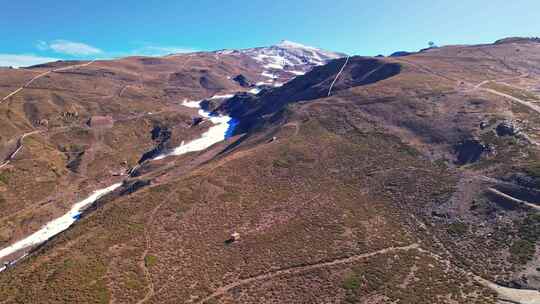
[414, 246, 540, 304]
[1, 60, 95, 103]
[196, 244, 419, 304]
[0, 131, 42, 170]
[479, 87, 540, 115]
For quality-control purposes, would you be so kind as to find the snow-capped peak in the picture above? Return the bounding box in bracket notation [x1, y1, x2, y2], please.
[277, 40, 315, 49]
[217, 41, 346, 88]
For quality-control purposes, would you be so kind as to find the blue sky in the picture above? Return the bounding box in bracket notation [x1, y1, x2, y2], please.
[1, 0, 539, 66]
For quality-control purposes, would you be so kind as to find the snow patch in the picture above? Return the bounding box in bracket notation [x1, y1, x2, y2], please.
[0, 183, 122, 262]
[0, 94, 240, 271]
[277, 40, 316, 50]
[208, 94, 235, 100]
[155, 96, 237, 160]
[288, 70, 305, 76]
[261, 71, 277, 79]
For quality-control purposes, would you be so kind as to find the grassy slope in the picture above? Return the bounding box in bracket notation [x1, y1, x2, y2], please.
[2, 41, 540, 303]
[0, 102, 496, 303]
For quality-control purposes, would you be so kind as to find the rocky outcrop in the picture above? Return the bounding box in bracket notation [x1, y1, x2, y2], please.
[139, 126, 172, 164]
[232, 74, 253, 88]
[454, 138, 488, 165]
[496, 120, 520, 137]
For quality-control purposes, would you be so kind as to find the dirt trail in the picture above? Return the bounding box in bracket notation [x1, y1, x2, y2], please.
[479, 87, 540, 114]
[1, 60, 95, 103]
[327, 56, 350, 96]
[476, 277, 540, 304]
[471, 72, 537, 114]
[0, 130, 42, 170]
[473, 73, 530, 90]
[135, 190, 179, 304]
[190, 231, 539, 304]
[196, 244, 419, 304]
[395, 58, 540, 118]
[487, 188, 540, 211]
[413, 246, 540, 304]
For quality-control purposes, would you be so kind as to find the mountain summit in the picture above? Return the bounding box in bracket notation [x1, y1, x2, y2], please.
[217, 41, 346, 85]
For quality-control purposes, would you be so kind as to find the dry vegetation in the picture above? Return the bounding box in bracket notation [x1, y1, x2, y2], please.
[1, 39, 540, 303]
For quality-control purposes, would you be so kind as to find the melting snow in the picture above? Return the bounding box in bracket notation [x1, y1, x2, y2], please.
[261, 71, 277, 79]
[277, 40, 316, 50]
[0, 94, 240, 270]
[208, 94, 235, 100]
[155, 96, 237, 160]
[0, 183, 122, 262]
[288, 70, 305, 76]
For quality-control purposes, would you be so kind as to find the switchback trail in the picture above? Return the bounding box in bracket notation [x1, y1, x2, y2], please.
[196, 243, 419, 304]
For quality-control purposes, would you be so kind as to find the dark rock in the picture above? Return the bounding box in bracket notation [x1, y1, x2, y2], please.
[151, 126, 162, 140]
[120, 179, 151, 196]
[139, 126, 172, 164]
[496, 121, 519, 136]
[232, 74, 253, 88]
[66, 151, 85, 173]
[480, 121, 488, 129]
[454, 138, 487, 165]
[431, 210, 448, 218]
[191, 117, 203, 127]
[506, 173, 540, 190]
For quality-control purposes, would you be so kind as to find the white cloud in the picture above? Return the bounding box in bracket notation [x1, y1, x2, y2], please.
[0, 54, 59, 68]
[36, 40, 48, 51]
[37, 40, 102, 56]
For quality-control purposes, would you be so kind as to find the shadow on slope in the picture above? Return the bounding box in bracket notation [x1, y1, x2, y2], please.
[218, 56, 401, 135]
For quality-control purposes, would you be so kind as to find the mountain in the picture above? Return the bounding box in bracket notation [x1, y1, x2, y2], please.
[0, 39, 539, 304]
[216, 40, 346, 86]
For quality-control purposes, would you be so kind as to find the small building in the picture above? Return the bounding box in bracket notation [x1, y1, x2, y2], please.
[87, 116, 114, 129]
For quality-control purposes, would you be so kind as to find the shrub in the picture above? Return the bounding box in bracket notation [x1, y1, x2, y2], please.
[447, 222, 468, 235]
[509, 239, 536, 264]
[144, 255, 158, 267]
[524, 163, 540, 178]
[0, 172, 9, 185]
[519, 214, 540, 243]
[342, 274, 361, 291]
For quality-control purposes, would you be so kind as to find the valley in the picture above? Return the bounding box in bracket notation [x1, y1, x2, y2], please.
[0, 38, 539, 304]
